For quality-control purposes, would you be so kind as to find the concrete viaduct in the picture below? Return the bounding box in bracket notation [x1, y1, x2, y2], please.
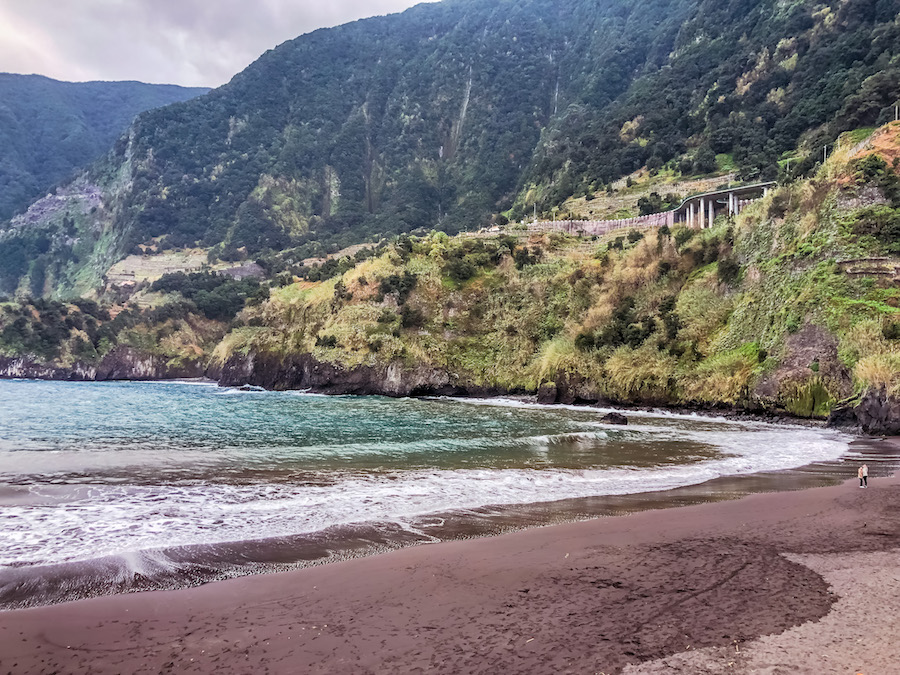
[529, 181, 776, 238]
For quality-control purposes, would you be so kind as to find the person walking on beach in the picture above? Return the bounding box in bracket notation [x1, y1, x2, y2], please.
[862, 463, 868, 488]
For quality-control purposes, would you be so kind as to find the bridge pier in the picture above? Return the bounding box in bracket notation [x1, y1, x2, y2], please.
[708, 198, 715, 228]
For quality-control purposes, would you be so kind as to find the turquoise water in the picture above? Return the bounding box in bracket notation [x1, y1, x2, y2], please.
[0, 379, 852, 604]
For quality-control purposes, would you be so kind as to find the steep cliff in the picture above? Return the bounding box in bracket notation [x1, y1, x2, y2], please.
[199, 125, 900, 431]
[0, 74, 208, 221]
[4, 0, 900, 299]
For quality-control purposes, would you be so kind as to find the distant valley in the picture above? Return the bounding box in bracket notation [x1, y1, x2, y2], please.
[0, 73, 208, 221]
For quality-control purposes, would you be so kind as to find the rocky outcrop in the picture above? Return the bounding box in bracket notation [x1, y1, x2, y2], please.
[0, 347, 204, 382]
[829, 388, 900, 435]
[534, 372, 610, 406]
[601, 412, 628, 425]
[754, 324, 853, 416]
[213, 351, 469, 397]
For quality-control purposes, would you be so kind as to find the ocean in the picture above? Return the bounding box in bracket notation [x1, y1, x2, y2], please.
[0, 379, 861, 608]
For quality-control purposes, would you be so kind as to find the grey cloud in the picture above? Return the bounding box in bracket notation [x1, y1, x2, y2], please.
[0, 0, 430, 87]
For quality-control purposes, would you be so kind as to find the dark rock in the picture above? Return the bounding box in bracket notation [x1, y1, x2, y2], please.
[0, 347, 204, 383]
[537, 382, 558, 404]
[754, 324, 852, 413]
[851, 388, 900, 435]
[826, 397, 861, 429]
[215, 351, 468, 398]
[601, 412, 628, 425]
[825, 388, 900, 435]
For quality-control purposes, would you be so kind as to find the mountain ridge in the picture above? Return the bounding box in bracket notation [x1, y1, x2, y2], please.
[0, 73, 209, 222]
[2, 0, 900, 300]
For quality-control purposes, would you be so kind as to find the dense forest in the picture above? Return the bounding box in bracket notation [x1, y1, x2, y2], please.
[2, 0, 900, 299]
[0, 74, 208, 221]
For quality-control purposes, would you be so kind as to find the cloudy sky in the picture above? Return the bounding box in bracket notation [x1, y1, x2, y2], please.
[0, 0, 431, 88]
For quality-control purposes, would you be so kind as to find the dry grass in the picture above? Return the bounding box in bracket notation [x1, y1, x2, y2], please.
[532, 337, 578, 384]
[842, 319, 900, 392]
[854, 353, 900, 393]
[680, 348, 758, 403]
[603, 344, 677, 401]
[209, 327, 271, 366]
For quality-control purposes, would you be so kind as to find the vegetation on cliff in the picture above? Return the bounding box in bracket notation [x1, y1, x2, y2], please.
[3, 123, 900, 421]
[0, 74, 208, 221]
[212, 124, 900, 416]
[0, 275, 256, 370]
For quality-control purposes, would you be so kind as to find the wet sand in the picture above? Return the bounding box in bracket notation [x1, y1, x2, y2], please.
[2, 447, 899, 674]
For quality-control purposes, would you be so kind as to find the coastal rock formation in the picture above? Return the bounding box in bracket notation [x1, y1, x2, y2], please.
[0, 347, 204, 382]
[601, 412, 628, 425]
[754, 324, 852, 417]
[829, 387, 900, 435]
[213, 351, 468, 397]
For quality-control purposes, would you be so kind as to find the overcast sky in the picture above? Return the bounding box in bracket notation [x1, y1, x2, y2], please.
[0, 0, 431, 88]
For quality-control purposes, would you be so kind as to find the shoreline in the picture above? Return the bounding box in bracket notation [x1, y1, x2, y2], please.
[0, 408, 890, 612]
[2, 441, 899, 674]
[0, 401, 877, 611]
[0, 364, 865, 432]
[0, 372, 848, 431]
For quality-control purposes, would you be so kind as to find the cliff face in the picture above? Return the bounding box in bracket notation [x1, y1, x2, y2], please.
[7, 0, 900, 300]
[0, 74, 208, 222]
[213, 351, 473, 397]
[829, 388, 900, 436]
[0, 347, 205, 382]
[6, 343, 900, 434]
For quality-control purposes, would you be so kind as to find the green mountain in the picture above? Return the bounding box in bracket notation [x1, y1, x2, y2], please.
[2, 0, 900, 299]
[0, 74, 209, 221]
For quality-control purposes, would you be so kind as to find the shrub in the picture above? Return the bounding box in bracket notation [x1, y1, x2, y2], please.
[673, 228, 694, 248]
[883, 322, 900, 340]
[379, 272, 418, 303]
[400, 305, 426, 328]
[694, 146, 717, 174]
[849, 206, 900, 253]
[638, 193, 663, 216]
[717, 258, 741, 285]
[315, 335, 338, 348]
[150, 271, 261, 321]
[854, 154, 900, 205]
[513, 247, 539, 269]
[593, 296, 653, 349]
